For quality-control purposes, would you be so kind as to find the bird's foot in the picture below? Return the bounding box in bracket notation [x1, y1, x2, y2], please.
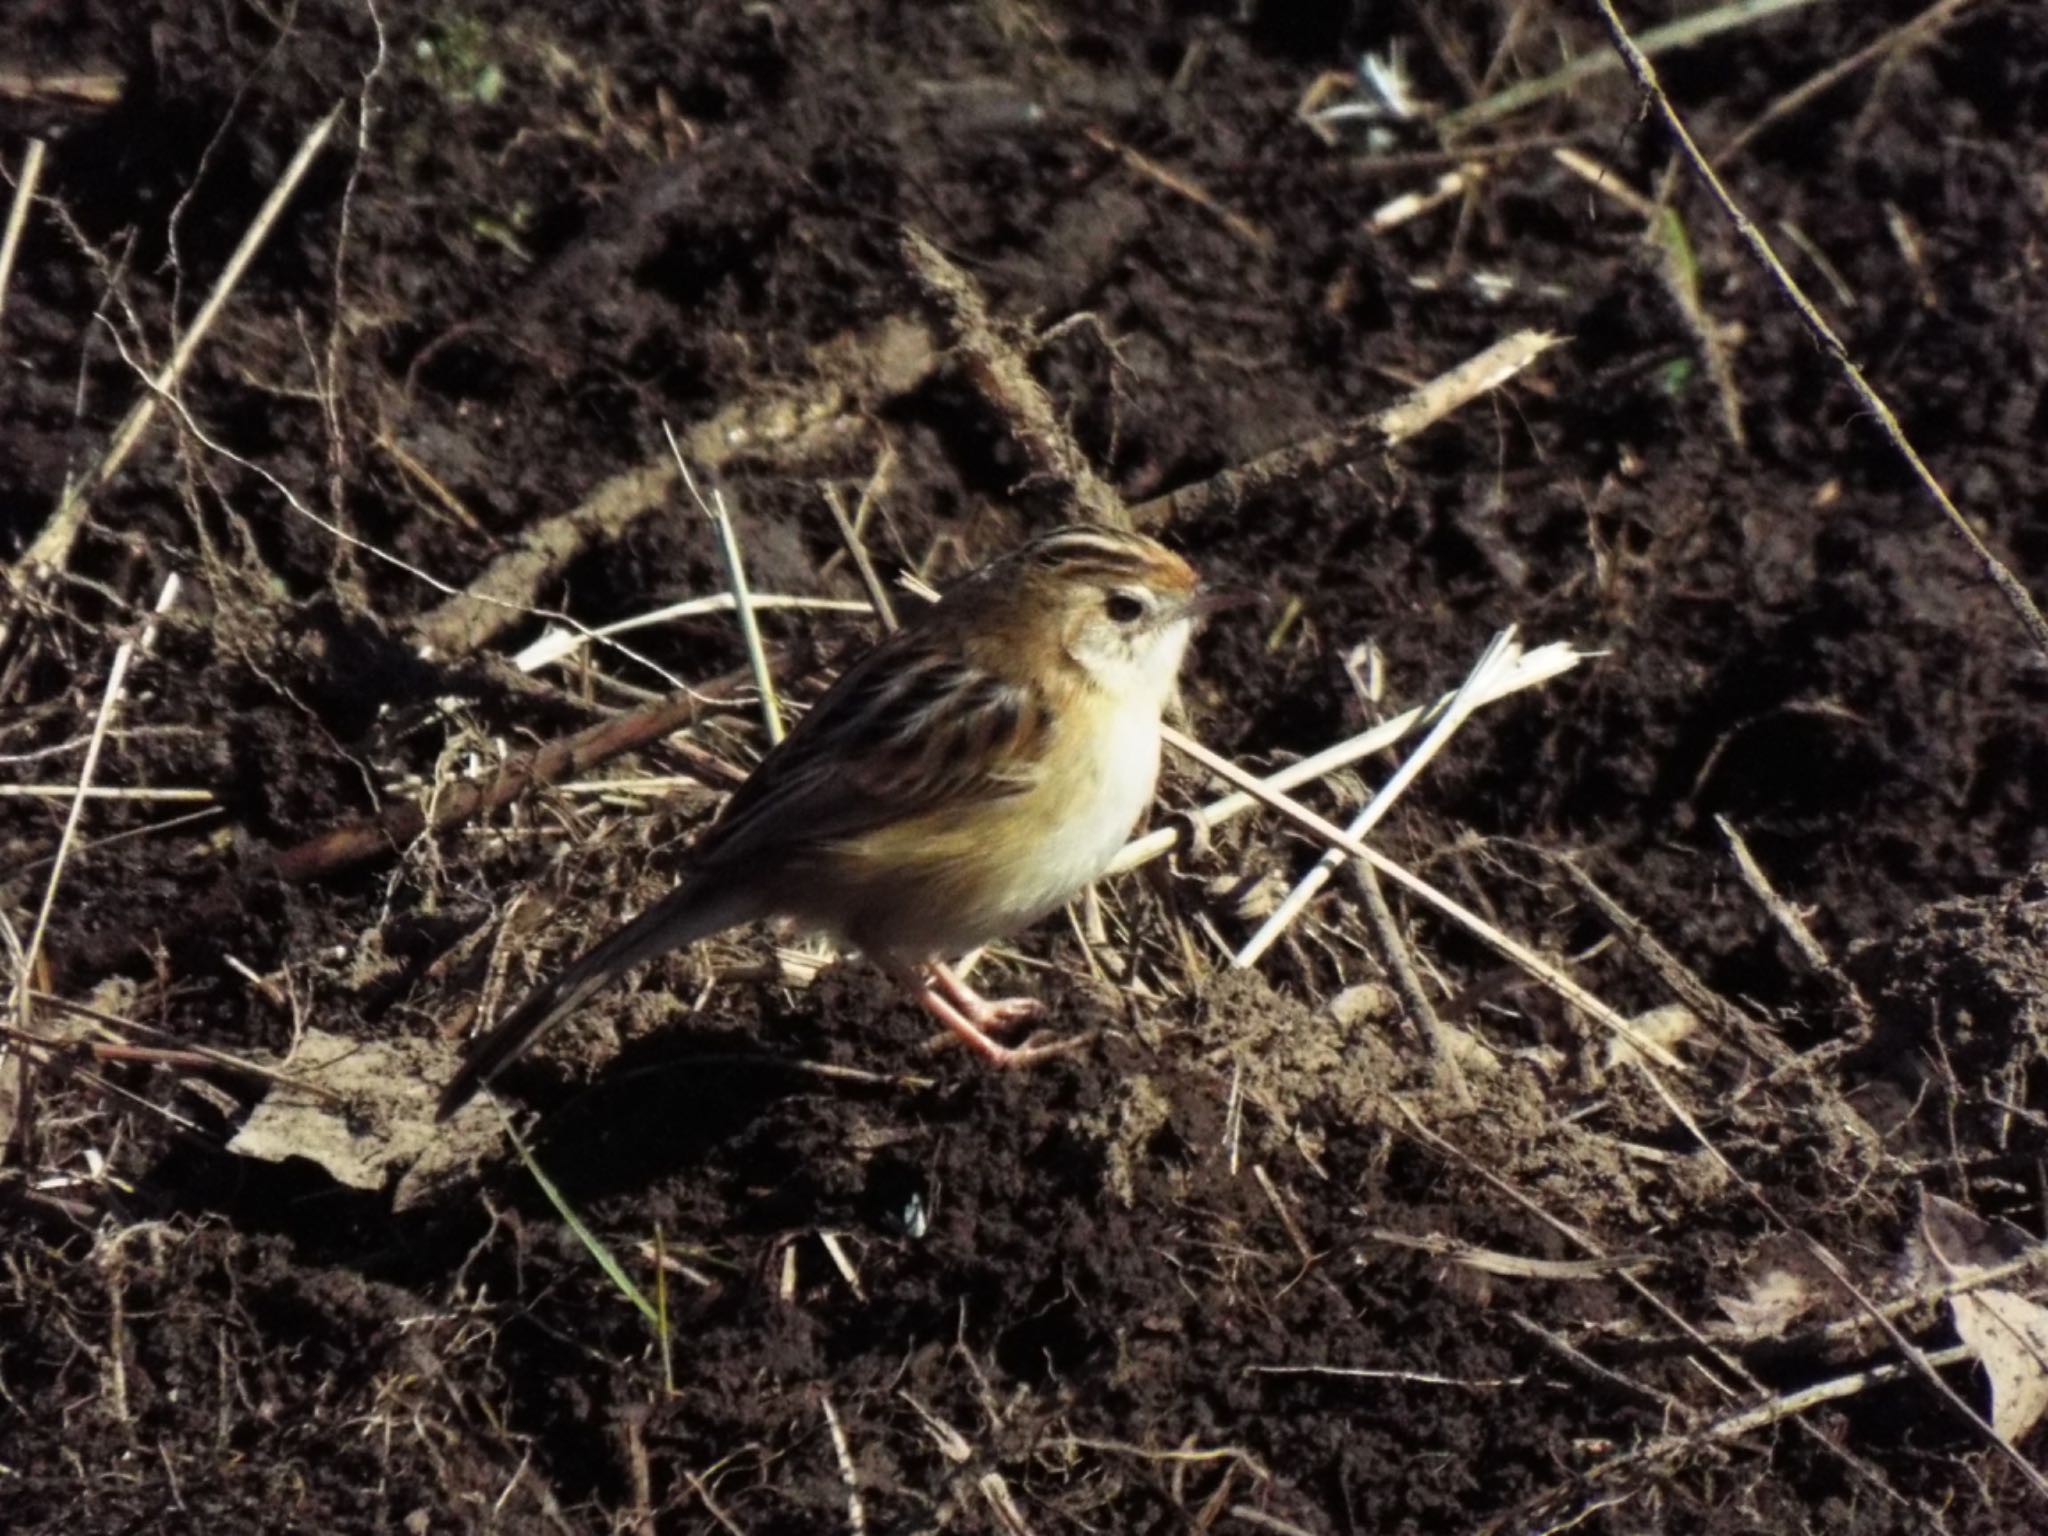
[902, 962, 1090, 1066]
[928, 960, 1045, 1035]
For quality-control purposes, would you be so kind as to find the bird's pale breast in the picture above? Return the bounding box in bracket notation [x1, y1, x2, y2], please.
[803, 685, 1160, 961]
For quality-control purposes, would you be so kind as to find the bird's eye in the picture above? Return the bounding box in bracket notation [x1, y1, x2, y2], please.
[1105, 592, 1146, 624]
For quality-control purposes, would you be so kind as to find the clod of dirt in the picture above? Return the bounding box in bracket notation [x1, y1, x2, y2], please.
[1846, 861, 2048, 1150]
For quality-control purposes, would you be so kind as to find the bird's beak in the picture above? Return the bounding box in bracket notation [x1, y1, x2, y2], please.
[1184, 585, 1264, 621]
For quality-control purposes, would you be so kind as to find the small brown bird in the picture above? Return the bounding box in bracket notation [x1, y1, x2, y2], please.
[438, 524, 1230, 1119]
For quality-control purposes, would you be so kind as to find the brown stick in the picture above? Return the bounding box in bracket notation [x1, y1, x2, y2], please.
[271, 685, 752, 885]
[1131, 330, 1559, 527]
[410, 318, 939, 658]
[901, 225, 1131, 529]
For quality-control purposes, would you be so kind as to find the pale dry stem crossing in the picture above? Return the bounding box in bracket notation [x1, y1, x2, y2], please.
[17, 107, 341, 580]
[0, 138, 46, 329]
[1590, 0, 2048, 661]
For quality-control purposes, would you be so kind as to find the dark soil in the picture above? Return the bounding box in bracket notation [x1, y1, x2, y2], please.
[5, 2, 2048, 1532]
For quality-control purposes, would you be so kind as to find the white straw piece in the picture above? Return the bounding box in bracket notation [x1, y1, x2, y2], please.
[514, 594, 872, 674]
[1233, 628, 1525, 968]
[1161, 723, 1683, 1072]
[1104, 640, 1587, 878]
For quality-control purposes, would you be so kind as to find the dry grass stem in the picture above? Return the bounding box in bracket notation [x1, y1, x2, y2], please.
[1108, 640, 1586, 877]
[18, 106, 340, 579]
[1715, 815, 1832, 971]
[818, 1392, 867, 1536]
[1349, 859, 1473, 1104]
[1555, 857, 1791, 1069]
[1438, 0, 1825, 135]
[1251, 1164, 1318, 1266]
[1715, 0, 1984, 164]
[684, 1470, 749, 1536]
[514, 592, 871, 674]
[25, 990, 338, 1100]
[1717, 815, 1877, 1035]
[817, 1232, 866, 1299]
[1551, 146, 1660, 219]
[1570, 1342, 1974, 1499]
[1590, 0, 2048, 660]
[822, 484, 900, 634]
[0, 138, 47, 329]
[1366, 166, 1482, 234]
[1133, 329, 1558, 527]
[668, 429, 784, 745]
[127, 335, 692, 693]
[1227, 1505, 1318, 1536]
[1364, 1229, 1649, 1280]
[0, 69, 123, 104]
[10, 574, 180, 1023]
[1424, 975, 2048, 1506]
[977, 1472, 1040, 1536]
[1235, 628, 1525, 967]
[0, 785, 216, 802]
[1164, 724, 1686, 1072]
[1085, 126, 1273, 252]
[1248, 1363, 1529, 1388]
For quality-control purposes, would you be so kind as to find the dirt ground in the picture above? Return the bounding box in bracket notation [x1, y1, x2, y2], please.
[5, 2, 2048, 1532]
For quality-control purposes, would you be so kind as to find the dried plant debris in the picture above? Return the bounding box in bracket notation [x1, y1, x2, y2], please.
[1912, 1192, 2048, 1443]
[6, 2, 2048, 1532]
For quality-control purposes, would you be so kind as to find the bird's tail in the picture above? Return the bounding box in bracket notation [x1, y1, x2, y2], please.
[437, 880, 757, 1120]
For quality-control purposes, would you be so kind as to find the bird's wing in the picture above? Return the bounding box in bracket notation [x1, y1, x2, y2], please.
[694, 630, 1055, 867]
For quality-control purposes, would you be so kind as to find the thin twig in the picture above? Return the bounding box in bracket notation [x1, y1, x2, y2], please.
[270, 674, 761, 883]
[1250, 1163, 1318, 1266]
[1715, 0, 1984, 164]
[1349, 860, 1473, 1105]
[1163, 724, 1687, 1072]
[977, 1472, 1040, 1536]
[1248, 1362, 1529, 1388]
[24, 990, 344, 1100]
[1439, 0, 1825, 134]
[0, 138, 48, 330]
[1108, 641, 1586, 877]
[1589, 0, 2048, 660]
[1568, 1340, 1973, 1499]
[1084, 126, 1272, 252]
[819, 1392, 868, 1536]
[10, 575, 180, 1023]
[0, 785, 215, 802]
[125, 369, 696, 690]
[822, 484, 899, 634]
[1717, 815, 1876, 1033]
[1555, 856, 1792, 1069]
[1717, 816, 1831, 969]
[1227, 1506, 1318, 1536]
[1235, 629, 1520, 967]
[18, 106, 341, 578]
[514, 592, 871, 673]
[667, 428, 784, 745]
[1130, 330, 1559, 527]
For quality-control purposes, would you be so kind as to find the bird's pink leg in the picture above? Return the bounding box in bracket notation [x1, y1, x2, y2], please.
[887, 962, 1088, 1066]
[927, 959, 1043, 1035]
